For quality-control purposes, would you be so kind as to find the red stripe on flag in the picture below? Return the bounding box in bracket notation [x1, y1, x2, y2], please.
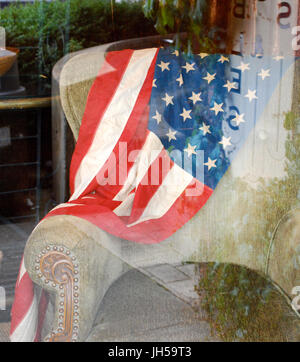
[94, 112, 151, 201]
[47, 179, 213, 244]
[128, 149, 174, 224]
[10, 271, 35, 337]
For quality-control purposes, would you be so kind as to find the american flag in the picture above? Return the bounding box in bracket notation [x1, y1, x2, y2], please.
[10, 47, 295, 341]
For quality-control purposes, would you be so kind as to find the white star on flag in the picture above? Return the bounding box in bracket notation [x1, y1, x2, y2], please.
[162, 93, 174, 106]
[172, 50, 179, 57]
[158, 61, 170, 72]
[258, 68, 270, 80]
[237, 62, 250, 72]
[152, 79, 157, 88]
[184, 143, 197, 157]
[199, 53, 209, 59]
[204, 157, 217, 170]
[199, 123, 211, 135]
[152, 110, 162, 124]
[210, 102, 224, 115]
[219, 136, 232, 149]
[166, 128, 177, 142]
[245, 89, 258, 102]
[203, 72, 216, 84]
[223, 80, 237, 92]
[189, 91, 202, 104]
[182, 62, 195, 73]
[180, 108, 192, 122]
[273, 55, 284, 61]
[176, 73, 183, 87]
[232, 112, 245, 126]
[218, 55, 229, 63]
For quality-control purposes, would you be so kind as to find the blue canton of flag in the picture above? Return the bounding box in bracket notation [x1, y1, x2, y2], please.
[148, 48, 295, 191]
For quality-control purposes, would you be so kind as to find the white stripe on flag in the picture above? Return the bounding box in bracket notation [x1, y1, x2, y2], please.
[70, 48, 158, 201]
[52, 203, 84, 211]
[114, 192, 135, 216]
[113, 131, 163, 202]
[127, 163, 193, 227]
[18, 259, 27, 286]
[10, 293, 39, 342]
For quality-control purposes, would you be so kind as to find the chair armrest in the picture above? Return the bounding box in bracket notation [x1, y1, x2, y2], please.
[24, 215, 126, 342]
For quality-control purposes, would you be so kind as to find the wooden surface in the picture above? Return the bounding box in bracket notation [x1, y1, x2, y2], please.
[0, 47, 18, 77]
[0, 96, 52, 110]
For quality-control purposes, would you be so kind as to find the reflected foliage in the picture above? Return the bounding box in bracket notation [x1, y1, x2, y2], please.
[196, 112, 300, 341]
[143, 0, 228, 53]
[0, 0, 157, 93]
[196, 263, 300, 341]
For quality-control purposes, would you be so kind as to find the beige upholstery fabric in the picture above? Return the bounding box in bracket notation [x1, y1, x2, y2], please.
[60, 50, 103, 139]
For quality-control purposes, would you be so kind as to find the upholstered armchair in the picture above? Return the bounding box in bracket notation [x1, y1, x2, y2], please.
[22, 35, 300, 342]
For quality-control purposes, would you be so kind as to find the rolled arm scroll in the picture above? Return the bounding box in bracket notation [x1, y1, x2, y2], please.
[35, 246, 80, 342]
